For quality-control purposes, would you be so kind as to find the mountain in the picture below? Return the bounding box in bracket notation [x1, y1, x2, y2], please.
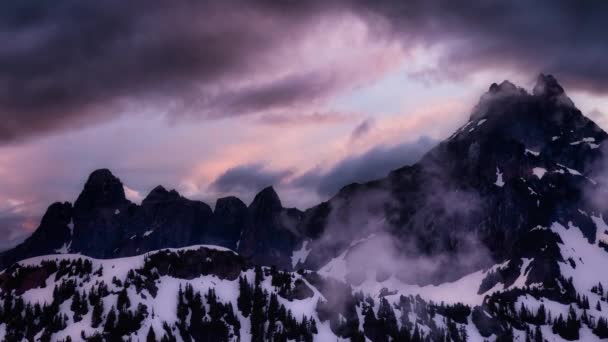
[299, 74, 608, 285]
[0, 174, 302, 271]
[2, 74, 608, 341]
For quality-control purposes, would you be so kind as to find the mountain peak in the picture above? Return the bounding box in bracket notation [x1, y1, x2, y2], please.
[142, 185, 181, 205]
[151, 184, 168, 193]
[74, 169, 127, 211]
[86, 168, 117, 183]
[488, 80, 519, 94]
[470, 81, 527, 121]
[250, 186, 282, 212]
[215, 196, 247, 213]
[533, 73, 574, 107]
[533, 73, 564, 97]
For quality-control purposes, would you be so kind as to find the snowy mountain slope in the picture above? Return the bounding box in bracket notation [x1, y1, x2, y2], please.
[2, 243, 608, 341]
[0, 246, 324, 341]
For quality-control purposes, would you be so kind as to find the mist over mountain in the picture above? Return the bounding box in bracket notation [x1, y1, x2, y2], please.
[3, 75, 608, 341]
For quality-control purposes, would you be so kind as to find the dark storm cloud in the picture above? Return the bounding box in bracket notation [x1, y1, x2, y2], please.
[2, 0, 608, 143]
[0, 0, 346, 143]
[205, 71, 344, 117]
[353, 0, 608, 92]
[210, 163, 293, 194]
[293, 136, 436, 197]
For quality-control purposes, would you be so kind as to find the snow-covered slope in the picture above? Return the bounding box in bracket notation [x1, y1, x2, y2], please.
[2, 243, 608, 341]
[0, 245, 326, 341]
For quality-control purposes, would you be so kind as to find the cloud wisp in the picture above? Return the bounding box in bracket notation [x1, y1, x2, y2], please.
[210, 163, 294, 195]
[293, 136, 436, 197]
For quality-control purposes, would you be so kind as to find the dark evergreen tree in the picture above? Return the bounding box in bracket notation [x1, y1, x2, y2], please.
[564, 305, 581, 340]
[411, 324, 423, 342]
[496, 326, 514, 342]
[534, 325, 544, 342]
[459, 325, 468, 342]
[581, 310, 589, 326]
[594, 317, 608, 338]
[377, 297, 399, 338]
[552, 308, 580, 341]
[104, 306, 117, 332]
[70, 291, 82, 322]
[363, 305, 386, 342]
[255, 266, 264, 285]
[238, 276, 253, 317]
[266, 292, 280, 339]
[161, 322, 177, 342]
[535, 304, 546, 325]
[582, 295, 590, 310]
[91, 299, 104, 328]
[117, 287, 131, 312]
[250, 283, 268, 342]
[553, 314, 565, 334]
[146, 325, 157, 342]
[176, 285, 188, 324]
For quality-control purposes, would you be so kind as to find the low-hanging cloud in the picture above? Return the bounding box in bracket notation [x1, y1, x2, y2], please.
[308, 174, 491, 286]
[342, 232, 491, 286]
[293, 136, 436, 197]
[583, 142, 608, 215]
[209, 163, 293, 195]
[588, 109, 608, 131]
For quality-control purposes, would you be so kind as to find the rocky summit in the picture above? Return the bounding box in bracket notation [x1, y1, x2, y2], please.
[2, 75, 608, 341]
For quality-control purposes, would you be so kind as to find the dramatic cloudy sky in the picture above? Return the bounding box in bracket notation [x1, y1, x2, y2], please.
[1, 0, 608, 249]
